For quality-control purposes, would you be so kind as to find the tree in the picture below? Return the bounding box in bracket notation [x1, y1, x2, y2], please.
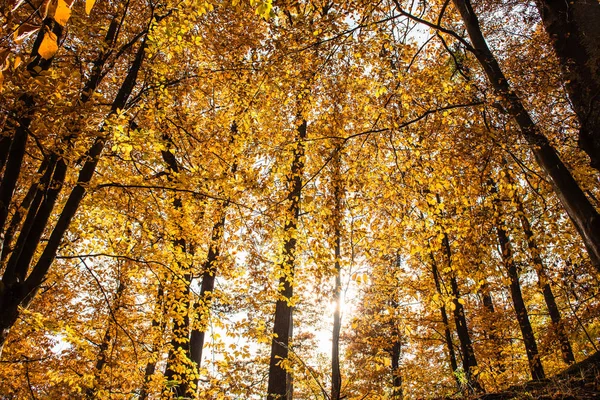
[534, 0, 600, 170]
[267, 119, 306, 400]
[0, 0, 158, 355]
[447, 0, 600, 271]
[1, 0, 599, 398]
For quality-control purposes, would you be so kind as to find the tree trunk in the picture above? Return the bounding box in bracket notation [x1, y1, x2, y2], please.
[503, 167, 576, 365]
[452, 0, 600, 272]
[391, 339, 403, 400]
[494, 208, 545, 380]
[164, 273, 192, 398]
[441, 233, 482, 393]
[161, 137, 194, 398]
[519, 209, 575, 365]
[479, 282, 504, 372]
[331, 235, 342, 400]
[535, 0, 600, 170]
[189, 123, 237, 385]
[267, 120, 306, 400]
[430, 254, 460, 389]
[189, 212, 226, 382]
[331, 148, 343, 400]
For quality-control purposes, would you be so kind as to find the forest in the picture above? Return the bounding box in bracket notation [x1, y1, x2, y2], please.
[1, 0, 600, 398]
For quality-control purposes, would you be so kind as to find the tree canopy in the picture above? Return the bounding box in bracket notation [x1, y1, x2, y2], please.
[1, 0, 599, 398]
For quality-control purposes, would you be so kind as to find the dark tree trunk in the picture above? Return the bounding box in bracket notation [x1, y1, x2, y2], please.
[161, 136, 194, 397]
[331, 235, 342, 400]
[430, 254, 460, 389]
[1, 158, 52, 264]
[535, 0, 600, 170]
[494, 215, 545, 380]
[441, 233, 482, 393]
[331, 148, 343, 400]
[503, 170, 576, 365]
[189, 212, 226, 381]
[479, 282, 504, 372]
[0, 98, 31, 239]
[0, 11, 120, 266]
[164, 273, 192, 397]
[391, 339, 403, 400]
[267, 120, 306, 400]
[452, 0, 600, 272]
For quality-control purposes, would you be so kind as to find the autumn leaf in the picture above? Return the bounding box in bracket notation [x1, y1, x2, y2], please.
[53, 0, 72, 26]
[38, 31, 58, 60]
[86, 0, 96, 15]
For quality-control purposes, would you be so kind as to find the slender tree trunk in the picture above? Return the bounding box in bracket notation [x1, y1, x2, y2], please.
[161, 139, 194, 398]
[391, 338, 403, 400]
[441, 233, 482, 393]
[189, 212, 226, 380]
[430, 254, 460, 389]
[479, 282, 504, 372]
[452, 0, 600, 272]
[331, 148, 343, 400]
[331, 236, 342, 400]
[189, 123, 237, 383]
[503, 168, 576, 365]
[164, 273, 192, 398]
[267, 120, 306, 400]
[534, 0, 600, 170]
[493, 197, 545, 380]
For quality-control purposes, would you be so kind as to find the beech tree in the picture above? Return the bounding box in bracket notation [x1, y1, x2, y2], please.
[1, 0, 599, 398]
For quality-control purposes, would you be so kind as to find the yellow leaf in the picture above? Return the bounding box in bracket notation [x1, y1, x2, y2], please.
[86, 0, 96, 15]
[54, 0, 71, 26]
[38, 32, 58, 60]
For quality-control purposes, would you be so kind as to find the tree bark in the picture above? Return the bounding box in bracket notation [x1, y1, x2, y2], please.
[430, 254, 460, 389]
[164, 273, 192, 398]
[479, 282, 504, 373]
[161, 138, 194, 398]
[331, 149, 343, 400]
[519, 209, 576, 365]
[189, 212, 226, 382]
[391, 338, 403, 400]
[535, 0, 600, 170]
[452, 0, 600, 272]
[493, 200, 545, 380]
[441, 233, 482, 393]
[267, 120, 306, 400]
[503, 166, 576, 365]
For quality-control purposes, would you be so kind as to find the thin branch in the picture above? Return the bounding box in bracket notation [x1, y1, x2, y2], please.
[391, 0, 475, 52]
[80, 258, 139, 360]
